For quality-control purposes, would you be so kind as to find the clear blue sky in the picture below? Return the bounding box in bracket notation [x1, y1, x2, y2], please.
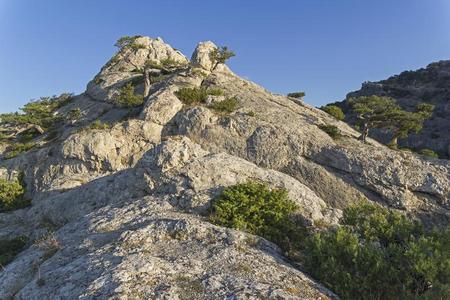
[1, 0, 449, 113]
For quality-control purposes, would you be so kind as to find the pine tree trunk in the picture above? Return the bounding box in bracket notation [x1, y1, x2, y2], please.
[143, 69, 151, 99]
[358, 122, 369, 142]
[388, 135, 399, 149]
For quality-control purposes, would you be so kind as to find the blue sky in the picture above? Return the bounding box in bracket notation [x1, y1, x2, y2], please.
[0, 0, 449, 113]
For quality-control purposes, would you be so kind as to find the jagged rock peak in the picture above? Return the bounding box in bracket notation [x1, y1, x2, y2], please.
[191, 41, 218, 71]
[86, 36, 189, 102]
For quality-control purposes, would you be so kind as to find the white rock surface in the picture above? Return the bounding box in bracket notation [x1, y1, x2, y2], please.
[191, 41, 218, 71]
[1, 36, 449, 299]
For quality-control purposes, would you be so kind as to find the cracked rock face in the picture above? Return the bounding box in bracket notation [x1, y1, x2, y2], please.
[86, 36, 189, 102]
[0, 36, 449, 299]
[191, 41, 218, 71]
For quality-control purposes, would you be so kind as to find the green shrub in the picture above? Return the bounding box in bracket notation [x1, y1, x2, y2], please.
[419, 148, 439, 158]
[318, 124, 340, 139]
[89, 120, 111, 130]
[304, 202, 450, 299]
[191, 68, 207, 77]
[144, 59, 162, 69]
[114, 35, 143, 50]
[66, 109, 82, 122]
[3, 142, 36, 159]
[174, 87, 223, 105]
[114, 83, 144, 107]
[287, 92, 305, 99]
[129, 43, 146, 51]
[209, 97, 239, 113]
[209, 46, 235, 68]
[0, 93, 72, 132]
[0, 236, 27, 266]
[149, 74, 169, 84]
[160, 58, 184, 69]
[209, 181, 304, 250]
[206, 88, 224, 96]
[320, 105, 345, 121]
[0, 177, 29, 212]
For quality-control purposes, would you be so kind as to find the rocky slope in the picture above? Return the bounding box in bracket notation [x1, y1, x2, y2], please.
[0, 36, 449, 299]
[335, 61, 450, 158]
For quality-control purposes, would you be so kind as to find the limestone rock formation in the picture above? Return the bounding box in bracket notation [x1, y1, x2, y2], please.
[86, 36, 189, 102]
[191, 41, 218, 71]
[0, 36, 449, 299]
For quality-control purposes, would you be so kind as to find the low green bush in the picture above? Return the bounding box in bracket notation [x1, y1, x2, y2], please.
[0, 93, 72, 132]
[114, 35, 143, 50]
[0, 236, 27, 266]
[287, 92, 305, 99]
[174, 87, 223, 105]
[129, 43, 146, 51]
[419, 148, 439, 158]
[320, 105, 345, 121]
[304, 202, 450, 299]
[209, 97, 239, 113]
[209, 181, 304, 250]
[89, 120, 111, 130]
[3, 142, 36, 159]
[114, 83, 144, 107]
[0, 177, 29, 212]
[318, 124, 340, 139]
[149, 74, 169, 84]
[190, 68, 208, 77]
[160, 58, 184, 69]
[208, 182, 450, 299]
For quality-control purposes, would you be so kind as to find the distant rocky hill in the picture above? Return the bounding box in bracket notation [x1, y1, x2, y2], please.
[0, 36, 449, 299]
[335, 61, 450, 158]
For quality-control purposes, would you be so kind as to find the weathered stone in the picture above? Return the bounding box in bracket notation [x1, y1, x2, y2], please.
[191, 41, 217, 71]
[0, 36, 449, 299]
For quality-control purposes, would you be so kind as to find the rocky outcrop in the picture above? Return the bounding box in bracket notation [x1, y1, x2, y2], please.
[335, 60, 450, 158]
[191, 41, 218, 71]
[86, 37, 188, 102]
[0, 36, 449, 299]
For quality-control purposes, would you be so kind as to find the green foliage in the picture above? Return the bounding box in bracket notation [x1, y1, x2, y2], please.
[174, 87, 223, 105]
[149, 74, 169, 84]
[419, 148, 439, 158]
[114, 83, 144, 107]
[114, 35, 143, 50]
[348, 96, 434, 145]
[209, 46, 235, 67]
[287, 92, 306, 99]
[89, 120, 111, 130]
[0, 177, 29, 212]
[0, 133, 8, 142]
[160, 58, 184, 69]
[3, 142, 36, 159]
[190, 68, 208, 77]
[144, 59, 162, 69]
[66, 109, 82, 122]
[209, 97, 239, 113]
[0, 93, 73, 131]
[318, 124, 340, 139]
[209, 181, 304, 250]
[320, 105, 345, 120]
[129, 43, 146, 51]
[0, 236, 27, 267]
[304, 202, 450, 299]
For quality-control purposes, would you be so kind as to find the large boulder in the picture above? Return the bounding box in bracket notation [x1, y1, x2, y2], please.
[191, 41, 218, 71]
